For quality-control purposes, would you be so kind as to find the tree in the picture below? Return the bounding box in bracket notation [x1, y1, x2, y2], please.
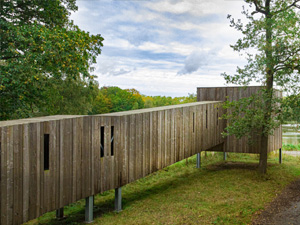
[91, 87, 144, 114]
[0, 0, 104, 120]
[282, 94, 300, 125]
[222, 0, 300, 173]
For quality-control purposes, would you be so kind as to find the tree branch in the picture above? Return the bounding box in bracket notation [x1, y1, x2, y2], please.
[251, 0, 267, 15]
[273, 0, 300, 15]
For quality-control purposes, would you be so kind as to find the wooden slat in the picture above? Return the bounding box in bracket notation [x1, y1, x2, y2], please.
[129, 114, 136, 182]
[166, 110, 171, 166]
[124, 115, 130, 184]
[109, 117, 114, 189]
[121, 115, 129, 186]
[149, 112, 153, 174]
[1, 127, 8, 225]
[136, 113, 143, 179]
[113, 117, 120, 187]
[92, 117, 100, 193]
[28, 123, 37, 220]
[152, 111, 158, 172]
[170, 109, 175, 164]
[13, 125, 23, 224]
[175, 108, 181, 162]
[157, 111, 162, 170]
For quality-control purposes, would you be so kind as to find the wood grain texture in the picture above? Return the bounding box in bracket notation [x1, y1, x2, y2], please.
[2, 98, 280, 225]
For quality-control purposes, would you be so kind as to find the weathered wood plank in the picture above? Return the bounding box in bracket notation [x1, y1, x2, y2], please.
[13, 125, 23, 224]
[136, 113, 143, 179]
[1, 127, 8, 225]
[28, 123, 37, 220]
[166, 110, 171, 166]
[92, 117, 101, 193]
[129, 114, 136, 182]
[170, 109, 175, 164]
[157, 111, 162, 170]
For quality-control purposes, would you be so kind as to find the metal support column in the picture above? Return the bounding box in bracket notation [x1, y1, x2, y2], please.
[196, 153, 201, 168]
[279, 148, 282, 164]
[85, 196, 94, 223]
[223, 152, 227, 161]
[114, 187, 122, 212]
[56, 208, 64, 220]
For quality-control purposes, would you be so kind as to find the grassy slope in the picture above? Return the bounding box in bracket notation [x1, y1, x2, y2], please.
[26, 153, 300, 225]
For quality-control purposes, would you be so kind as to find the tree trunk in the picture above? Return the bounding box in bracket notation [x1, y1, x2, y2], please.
[258, 0, 273, 174]
[258, 135, 268, 174]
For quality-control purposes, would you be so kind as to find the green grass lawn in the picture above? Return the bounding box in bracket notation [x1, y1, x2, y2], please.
[26, 152, 300, 225]
[282, 143, 300, 151]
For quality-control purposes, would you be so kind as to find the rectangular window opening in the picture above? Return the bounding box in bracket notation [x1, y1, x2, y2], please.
[193, 112, 195, 133]
[100, 126, 104, 158]
[111, 126, 114, 156]
[44, 134, 50, 171]
[206, 109, 208, 129]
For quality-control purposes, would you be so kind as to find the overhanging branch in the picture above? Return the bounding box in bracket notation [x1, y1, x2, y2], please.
[273, 0, 300, 15]
[251, 0, 267, 15]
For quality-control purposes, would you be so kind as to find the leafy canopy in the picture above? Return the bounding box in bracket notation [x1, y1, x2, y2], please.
[222, 0, 300, 140]
[0, 0, 104, 120]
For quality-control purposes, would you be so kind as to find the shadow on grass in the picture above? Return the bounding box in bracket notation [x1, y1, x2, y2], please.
[206, 161, 259, 171]
[30, 159, 274, 224]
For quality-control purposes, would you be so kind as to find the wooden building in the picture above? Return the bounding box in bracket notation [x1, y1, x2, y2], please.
[0, 101, 225, 225]
[197, 86, 282, 153]
[0, 86, 283, 225]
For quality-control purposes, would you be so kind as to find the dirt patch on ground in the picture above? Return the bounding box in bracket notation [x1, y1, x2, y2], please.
[252, 178, 300, 225]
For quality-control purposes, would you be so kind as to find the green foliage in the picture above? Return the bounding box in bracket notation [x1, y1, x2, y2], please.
[0, 0, 104, 120]
[222, 0, 300, 139]
[281, 94, 300, 124]
[221, 0, 300, 173]
[90, 87, 144, 114]
[41, 78, 99, 116]
[222, 89, 282, 140]
[143, 93, 196, 108]
[282, 143, 300, 151]
[90, 87, 196, 114]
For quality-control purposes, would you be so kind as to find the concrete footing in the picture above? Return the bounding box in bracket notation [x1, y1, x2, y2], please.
[196, 153, 201, 168]
[85, 196, 94, 223]
[56, 207, 64, 220]
[114, 187, 122, 212]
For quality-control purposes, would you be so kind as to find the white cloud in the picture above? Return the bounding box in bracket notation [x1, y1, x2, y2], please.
[178, 50, 212, 74]
[70, 0, 249, 96]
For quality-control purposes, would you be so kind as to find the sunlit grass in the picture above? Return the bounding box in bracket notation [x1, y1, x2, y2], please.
[26, 152, 300, 225]
[282, 143, 300, 151]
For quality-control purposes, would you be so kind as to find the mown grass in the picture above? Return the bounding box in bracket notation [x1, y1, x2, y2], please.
[26, 152, 300, 225]
[282, 143, 300, 151]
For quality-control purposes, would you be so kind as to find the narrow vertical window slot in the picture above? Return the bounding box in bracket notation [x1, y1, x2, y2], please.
[206, 109, 208, 129]
[111, 126, 114, 156]
[44, 134, 50, 171]
[100, 126, 104, 158]
[193, 112, 195, 133]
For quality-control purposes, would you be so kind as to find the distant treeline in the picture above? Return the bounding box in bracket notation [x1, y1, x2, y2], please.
[0, 81, 196, 120]
[90, 86, 197, 114]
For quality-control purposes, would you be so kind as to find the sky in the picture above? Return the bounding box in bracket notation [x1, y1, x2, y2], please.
[71, 0, 248, 97]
